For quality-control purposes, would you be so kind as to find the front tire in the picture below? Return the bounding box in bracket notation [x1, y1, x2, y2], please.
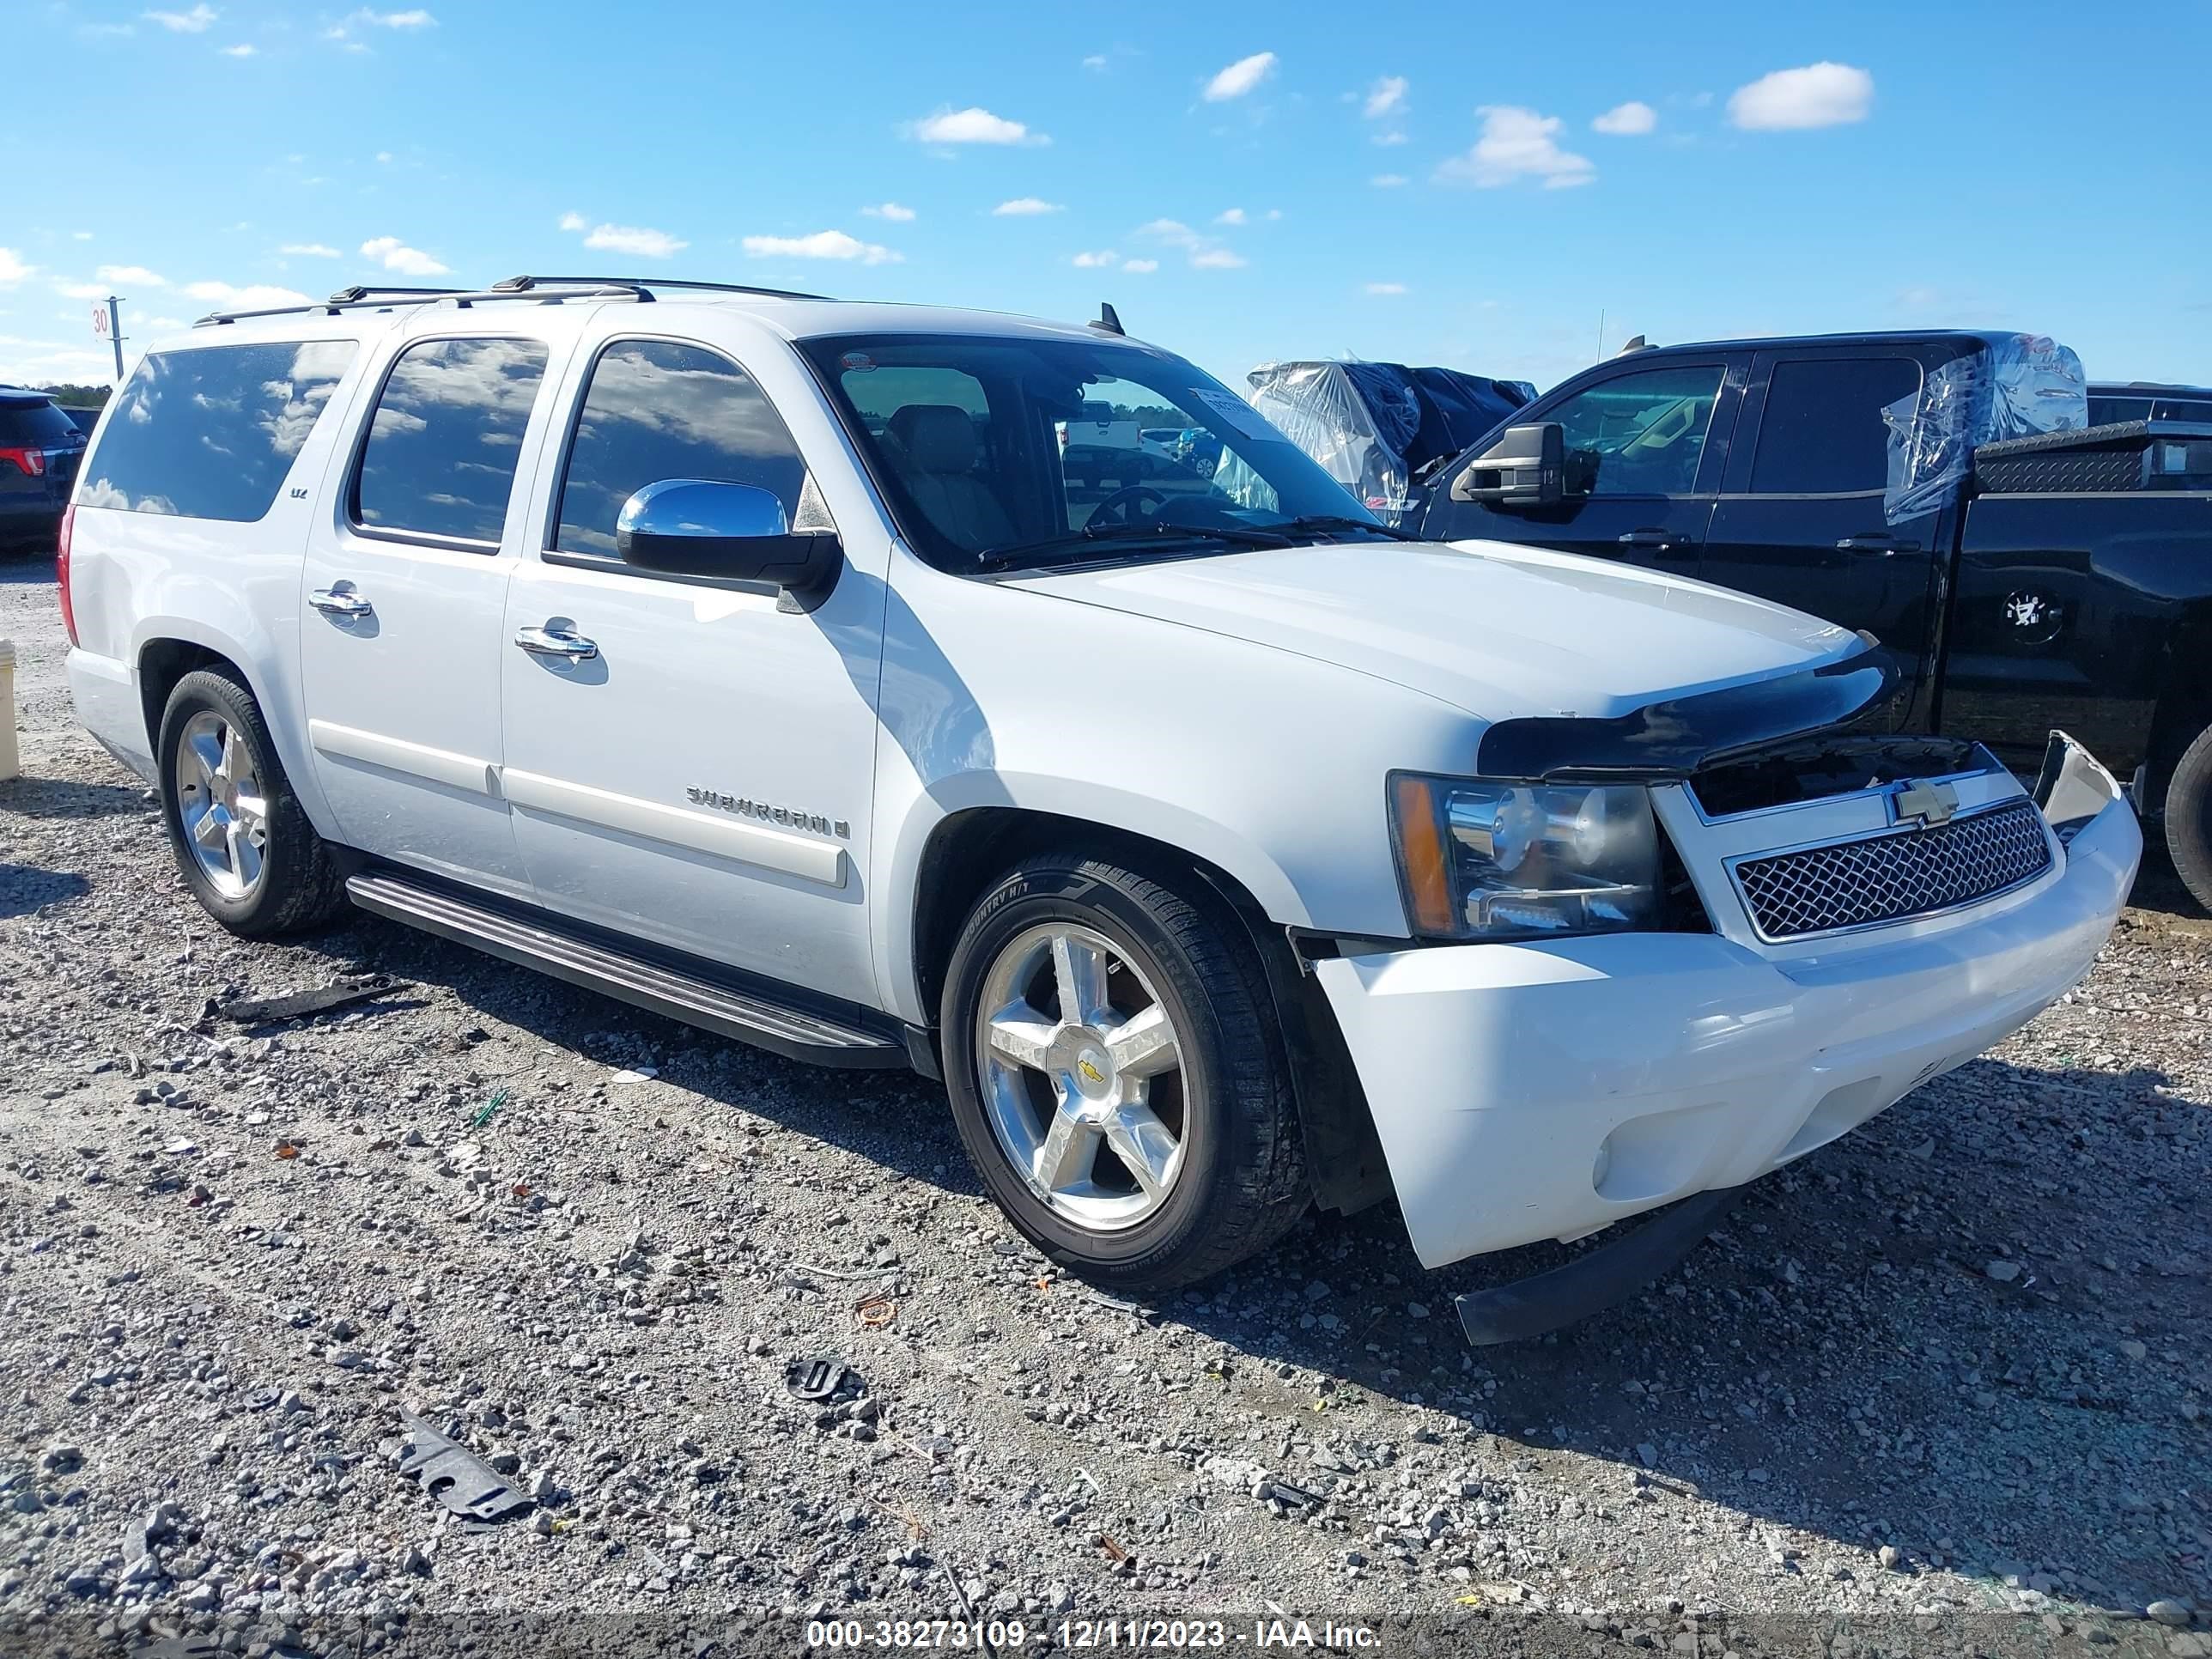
[2165, 723, 2212, 913]
[940, 853, 1309, 1291]
[156, 669, 346, 937]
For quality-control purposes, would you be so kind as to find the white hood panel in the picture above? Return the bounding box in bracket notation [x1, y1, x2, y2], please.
[1012, 538, 1863, 722]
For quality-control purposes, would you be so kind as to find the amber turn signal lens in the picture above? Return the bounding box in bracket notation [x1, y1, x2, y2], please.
[1391, 775, 1457, 936]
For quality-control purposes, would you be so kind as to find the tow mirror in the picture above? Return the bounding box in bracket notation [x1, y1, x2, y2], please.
[616, 479, 842, 605]
[1451, 422, 1565, 509]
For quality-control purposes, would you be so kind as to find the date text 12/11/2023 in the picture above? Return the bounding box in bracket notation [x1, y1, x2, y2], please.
[803, 1618, 1382, 1650]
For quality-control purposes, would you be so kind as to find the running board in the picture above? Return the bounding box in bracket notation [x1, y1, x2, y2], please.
[345, 872, 908, 1069]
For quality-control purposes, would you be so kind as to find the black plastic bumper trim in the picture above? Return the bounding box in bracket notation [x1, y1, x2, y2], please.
[1454, 1185, 1748, 1346]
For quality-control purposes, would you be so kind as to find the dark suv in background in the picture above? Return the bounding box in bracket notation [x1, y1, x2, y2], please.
[0, 386, 89, 553]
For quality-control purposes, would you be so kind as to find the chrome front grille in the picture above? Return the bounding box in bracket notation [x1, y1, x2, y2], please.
[1731, 799, 2052, 940]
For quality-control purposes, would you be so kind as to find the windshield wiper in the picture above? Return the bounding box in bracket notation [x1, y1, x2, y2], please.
[1277, 514, 1430, 543]
[976, 518, 1295, 570]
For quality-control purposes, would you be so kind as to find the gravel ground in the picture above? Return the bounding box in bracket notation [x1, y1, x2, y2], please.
[1, 554, 2207, 1656]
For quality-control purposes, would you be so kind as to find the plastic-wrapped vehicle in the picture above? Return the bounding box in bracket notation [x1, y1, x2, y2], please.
[1247, 361, 1534, 525]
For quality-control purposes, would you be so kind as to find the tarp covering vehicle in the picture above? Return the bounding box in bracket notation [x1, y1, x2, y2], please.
[1247, 361, 1535, 525]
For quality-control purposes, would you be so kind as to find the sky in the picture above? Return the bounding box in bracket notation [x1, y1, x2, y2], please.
[5, 0, 2209, 396]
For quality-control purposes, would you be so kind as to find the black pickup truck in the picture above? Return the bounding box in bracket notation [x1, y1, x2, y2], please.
[1419, 331, 2212, 904]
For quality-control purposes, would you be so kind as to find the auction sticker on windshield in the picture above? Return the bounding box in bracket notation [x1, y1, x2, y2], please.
[1191, 387, 1279, 441]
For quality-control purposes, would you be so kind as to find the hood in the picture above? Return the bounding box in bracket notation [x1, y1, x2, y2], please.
[1007, 538, 1863, 723]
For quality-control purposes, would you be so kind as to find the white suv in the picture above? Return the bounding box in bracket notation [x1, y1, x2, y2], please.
[59, 276, 2142, 1340]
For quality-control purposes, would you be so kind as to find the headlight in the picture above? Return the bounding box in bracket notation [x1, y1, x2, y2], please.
[1389, 773, 1662, 939]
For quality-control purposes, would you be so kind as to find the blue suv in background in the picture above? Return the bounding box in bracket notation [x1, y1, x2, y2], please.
[0, 386, 89, 553]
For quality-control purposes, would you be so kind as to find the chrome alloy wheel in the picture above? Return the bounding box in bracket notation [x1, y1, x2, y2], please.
[173, 710, 269, 901]
[974, 922, 1188, 1231]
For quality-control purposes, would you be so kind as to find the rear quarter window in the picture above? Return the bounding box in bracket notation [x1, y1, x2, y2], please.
[0, 401, 81, 447]
[78, 341, 359, 521]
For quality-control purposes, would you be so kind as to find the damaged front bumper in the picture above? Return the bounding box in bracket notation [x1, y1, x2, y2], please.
[1312, 731, 2141, 1344]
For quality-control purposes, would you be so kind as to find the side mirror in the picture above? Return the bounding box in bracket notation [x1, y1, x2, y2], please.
[616, 479, 842, 603]
[1450, 422, 1565, 509]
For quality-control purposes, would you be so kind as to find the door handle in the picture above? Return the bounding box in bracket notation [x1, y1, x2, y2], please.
[1835, 536, 1919, 556]
[1617, 528, 1691, 554]
[308, 586, 373, 618]
[513, 624, 599, 662]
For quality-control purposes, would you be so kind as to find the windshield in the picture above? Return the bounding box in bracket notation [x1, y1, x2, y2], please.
[799, 332, 1384, 573]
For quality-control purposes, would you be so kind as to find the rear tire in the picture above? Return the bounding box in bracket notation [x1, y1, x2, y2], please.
[2164, 724, 2212, 913]
[156, 669, 347, 937]
[940, 852, 1309, 1291]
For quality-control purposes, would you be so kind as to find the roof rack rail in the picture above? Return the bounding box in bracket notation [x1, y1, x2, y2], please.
[194, 281, 650, 328]
[495, 274, 833, 302]
[327, 284, 467, 304]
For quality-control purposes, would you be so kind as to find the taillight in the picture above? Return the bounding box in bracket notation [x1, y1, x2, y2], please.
[57, 504, 78, 647]
[0, 446, 47, 477]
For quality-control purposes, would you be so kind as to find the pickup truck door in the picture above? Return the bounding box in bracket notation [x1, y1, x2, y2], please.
[1698, 349, 1948, 722]
[297, 325, 570, 897]
[1427, 356, 1747, 574]
[495, 330, 886, 1006]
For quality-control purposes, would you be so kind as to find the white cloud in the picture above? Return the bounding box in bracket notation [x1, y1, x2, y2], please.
[54, 282, 108, 300]
[219, 42, 256, 57]
[1213, 208, 1248, 226]
[991, 198, 1063, 216]
[280, 243, 342, 258]
[352, 7, 434, 26]
[1121, 258, 1158, 274]
[96, 264, 167, 287]
[182, 281, 314, 308]
[1592, 100, 1656, 136]
[1081, 53, 1107, 70]
[1728, 62, 1874, 131]
[143, 4, 216, 31]
[1370, 173, 1408, 188]
[1363, 76, 1407, 118]
[374, 150, 392, 162]
[1137, 219, 1203, 249]
[0, 249, 39, 286]
[1364, 282, 1407, 295]
[861, 203, 916, 222]
[71, 231, 94, 241]
[911, 106, 1046, 146]
[1191, 248, 1247, 270]
[1434, 106, 1595, 189]
[742, 230, 901, 266]
[1371, 130, 1409, 148]
[1071, 251, 1118, 268]
[581, 223, 688, 258]
[1203, 51, 1275, 101]
[359, 235, 449, 276]
[557, 211, 587, 232]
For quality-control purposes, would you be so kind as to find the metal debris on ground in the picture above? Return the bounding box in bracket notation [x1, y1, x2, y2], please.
[1079, 1286, 1156, 1321]
[212, 975, 406, 1025]
[793, 1259, 898, 1281]
[395, 1408, 533, 1523]
[854, 1293, 896, 1329]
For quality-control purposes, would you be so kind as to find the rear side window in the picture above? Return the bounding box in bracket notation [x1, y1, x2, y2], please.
[553, 339, 807, 560]
[1750, 358, 1922, 495]
[76, 342, 357, 520]
[0, 400, 79, 447]
[354, 337, 549, 545]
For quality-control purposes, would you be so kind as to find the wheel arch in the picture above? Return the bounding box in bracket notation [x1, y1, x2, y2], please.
[131, 617, 341, 842]
[906, 804, 1392, 1218]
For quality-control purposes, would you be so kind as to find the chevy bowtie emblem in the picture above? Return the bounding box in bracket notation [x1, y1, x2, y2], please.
[1077, 1058, 1106, 1085]
[1891, 779, 1960, 828]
